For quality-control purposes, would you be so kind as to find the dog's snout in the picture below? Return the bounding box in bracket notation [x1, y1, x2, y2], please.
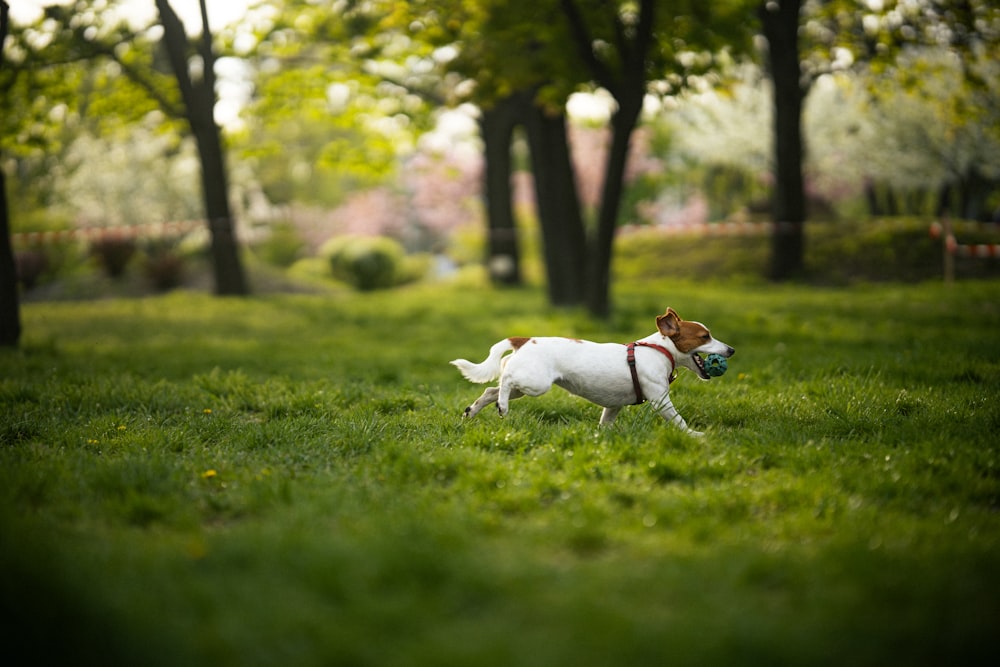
[725, 346, 735, 357]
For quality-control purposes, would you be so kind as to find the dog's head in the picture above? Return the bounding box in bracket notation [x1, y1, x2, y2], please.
[656, 307, 735, 380]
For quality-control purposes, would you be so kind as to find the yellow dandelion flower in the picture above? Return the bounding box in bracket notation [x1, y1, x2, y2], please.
[201, 469, 218, 479]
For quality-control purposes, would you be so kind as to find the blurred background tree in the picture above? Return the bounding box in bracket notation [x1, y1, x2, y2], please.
[382, 0, 757, 316]
[2, 0, 247, 295]
[2, 0, 998, 320]
[0, 0, 18, 347]
[153, 0, 246, 295]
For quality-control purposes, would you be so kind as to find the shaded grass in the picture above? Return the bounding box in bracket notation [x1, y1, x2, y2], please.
[2, 279, 999, 666]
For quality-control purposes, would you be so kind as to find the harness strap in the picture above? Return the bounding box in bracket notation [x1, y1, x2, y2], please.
[626, 342, 677, 405]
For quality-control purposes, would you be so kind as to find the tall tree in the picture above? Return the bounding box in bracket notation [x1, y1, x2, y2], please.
[0, 0, 19, 347]
[20, 0, 248, 296]
[479, 95, 524, 286]
[154, 0, 246, 295]
[432, 0, 753, 315]
[560, 0, 753, 316]
[760, 0, 1000, 278]
[561, 0, 657, 317]
[521, 95, 588, 305]
[759, 0, 806, 281]
[847, 0, 1000, 220]
[438, 0, 591, 304]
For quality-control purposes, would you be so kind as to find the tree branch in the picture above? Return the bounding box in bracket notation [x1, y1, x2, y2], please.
[198, 0, 216, 96]
[607, 0, 631, 67]
[376, 74, 446, 107]
[0, 1, 9, 72]
[154, 0, 197, 113]
[560, 0, 619, 94]
[113, 57, 186, 119]
[633, 0, 655, 74]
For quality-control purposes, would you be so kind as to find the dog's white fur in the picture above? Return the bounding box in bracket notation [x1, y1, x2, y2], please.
[451, 307, 734, 436]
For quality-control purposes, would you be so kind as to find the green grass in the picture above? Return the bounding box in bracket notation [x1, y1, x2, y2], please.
[2, 279, 999, 666]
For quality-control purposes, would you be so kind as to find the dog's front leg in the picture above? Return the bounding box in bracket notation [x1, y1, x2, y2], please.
[651, 393, 702, 437]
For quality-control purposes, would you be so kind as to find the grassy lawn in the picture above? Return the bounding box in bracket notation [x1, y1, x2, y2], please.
[2, 278, 999, 666]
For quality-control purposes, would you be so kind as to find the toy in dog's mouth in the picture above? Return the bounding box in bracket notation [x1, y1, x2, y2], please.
[694, 352, 729, 379]
[692, 353, 710, 379]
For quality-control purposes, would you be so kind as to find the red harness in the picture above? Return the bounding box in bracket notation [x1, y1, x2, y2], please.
[626, 342, 676, 405]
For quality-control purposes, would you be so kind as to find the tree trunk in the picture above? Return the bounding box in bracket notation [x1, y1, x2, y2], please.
[156, 0, 247, 295]
[522, 101, 587, 307]
[0, 157, 19, 348]
[587, 97, 642, 319]
[192, 113, 247, 295]
[0, 0, 20, 347]
[761, 0, 806, 281]
[479, 96, 522, 285]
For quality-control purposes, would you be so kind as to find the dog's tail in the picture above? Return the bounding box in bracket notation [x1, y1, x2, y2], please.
[450, 338, 515, 383]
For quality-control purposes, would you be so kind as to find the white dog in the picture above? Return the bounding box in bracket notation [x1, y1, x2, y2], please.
[451, 307, 734, 435]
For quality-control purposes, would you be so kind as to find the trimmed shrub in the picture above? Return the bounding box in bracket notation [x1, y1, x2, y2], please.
[320, 235, 407, 291]
[14, 250, 49, 290]
[142, 241, 185, 292]
[90, 237, 136, 279]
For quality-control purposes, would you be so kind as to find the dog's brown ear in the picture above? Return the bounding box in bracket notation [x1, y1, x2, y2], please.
[656, 308, 681, 337]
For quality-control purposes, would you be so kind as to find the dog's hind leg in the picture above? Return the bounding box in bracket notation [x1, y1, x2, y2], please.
[496, 384, 526, 418]
[599, 407, 621, 425]
[464, 386, 500, 418]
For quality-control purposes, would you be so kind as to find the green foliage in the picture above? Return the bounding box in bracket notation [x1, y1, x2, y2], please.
[1, 1, 186, 153]
[1, 281, 999, 664]
[55, 127, 202, 228]
[230, 0, 441, 207]
[233, 67, 401, 206]
[399, 0, 757, 111]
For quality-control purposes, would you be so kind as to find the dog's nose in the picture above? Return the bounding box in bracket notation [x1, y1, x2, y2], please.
[726, 346, 735, 357]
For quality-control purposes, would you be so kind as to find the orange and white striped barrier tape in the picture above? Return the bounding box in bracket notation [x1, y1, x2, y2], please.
[929, 221, 1000, 259]
[12, 220, 203, 247]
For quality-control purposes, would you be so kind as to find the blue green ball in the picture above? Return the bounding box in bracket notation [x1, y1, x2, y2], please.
[704, 353, 728, 377]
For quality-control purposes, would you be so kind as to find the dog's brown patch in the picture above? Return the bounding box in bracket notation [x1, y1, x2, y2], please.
[672, 321, 713, 353]
[509, 336, 531, 350]
[656, 308, 712, 353]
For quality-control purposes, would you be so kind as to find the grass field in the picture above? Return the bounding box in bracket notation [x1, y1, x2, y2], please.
[2, 277, 999, 666]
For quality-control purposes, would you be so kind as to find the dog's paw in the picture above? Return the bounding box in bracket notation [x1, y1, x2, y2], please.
[462, 406, 473, 418]
[686, 428, 705, 438]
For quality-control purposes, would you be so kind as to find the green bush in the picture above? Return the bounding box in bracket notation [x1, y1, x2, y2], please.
[90, 237, 137, 279]
[141, 240, 185, 292]
[287, 257, 336, 285]
[14, 250, 49, 290]
[320, 235, 408, 291]
[11, 211, 88, 287]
